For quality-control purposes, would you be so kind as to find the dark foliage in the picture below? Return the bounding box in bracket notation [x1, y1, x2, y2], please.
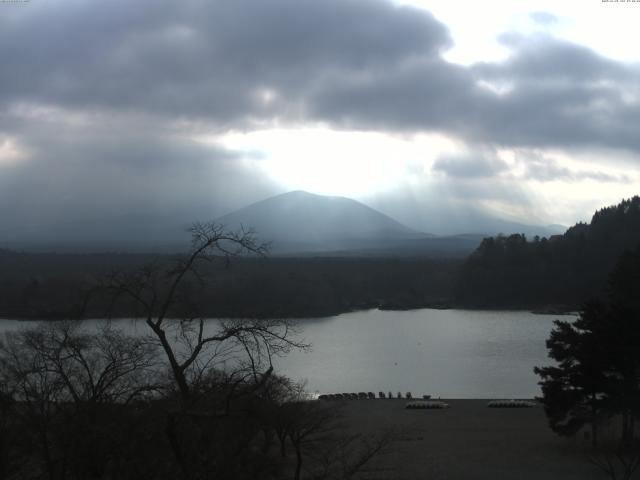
[535, 246, 640, 446]
[0, 323, 391, 480]
[455, 196, 640, 309]
[0, 250, 460, 320]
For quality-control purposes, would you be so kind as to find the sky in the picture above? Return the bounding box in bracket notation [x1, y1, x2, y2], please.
[1, 0, 639, 245]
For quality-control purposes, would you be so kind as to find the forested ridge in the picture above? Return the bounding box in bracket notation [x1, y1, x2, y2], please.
[455, 196, 640, 309]
[2, 196, 639, 319]
[0, 251, 459, 319]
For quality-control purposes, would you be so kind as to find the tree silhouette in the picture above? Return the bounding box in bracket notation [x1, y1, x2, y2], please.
[534, 301, 611, 445]
[535, 246, 640, 446]
[100, 222, 306, 404]
[97, 222, 313, 479]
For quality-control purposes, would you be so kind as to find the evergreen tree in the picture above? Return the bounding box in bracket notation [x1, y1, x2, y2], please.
[535, 248, 640, 445]
[534, 301, 610, 445]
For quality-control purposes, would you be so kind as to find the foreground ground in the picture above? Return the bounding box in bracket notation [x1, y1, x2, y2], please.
[338, 399, 607, 480]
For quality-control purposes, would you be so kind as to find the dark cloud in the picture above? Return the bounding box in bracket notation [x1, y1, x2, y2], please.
[310, 58, 479, 132]
[3, 0, 638, 153]
[2, 0, 639, 148]
[517, 152, 629, 183]
[0, 0, 449, 124]
[313, 32, 640, 154]
[489, 34, 630, 81]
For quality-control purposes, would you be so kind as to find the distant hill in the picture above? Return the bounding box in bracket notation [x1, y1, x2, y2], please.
[215, 191, 562, 257]
[454, 196, 640, 309]
[216, 191, 431, 254]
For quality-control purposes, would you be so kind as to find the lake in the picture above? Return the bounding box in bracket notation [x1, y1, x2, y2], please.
[277, 309, 570, 399]
[0, 309, 570, 399]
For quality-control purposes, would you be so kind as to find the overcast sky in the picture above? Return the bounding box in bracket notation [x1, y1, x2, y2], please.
[1, 0, 639, 244]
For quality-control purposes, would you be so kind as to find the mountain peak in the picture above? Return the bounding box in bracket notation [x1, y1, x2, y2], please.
[216, 191, 427, 253]
[268, 190, 351, 202]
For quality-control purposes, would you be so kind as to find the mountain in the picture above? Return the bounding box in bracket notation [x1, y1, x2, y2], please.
[216, 191, 430, 254]
[215, 191, 561, 257]
[1, 188, 565, 256]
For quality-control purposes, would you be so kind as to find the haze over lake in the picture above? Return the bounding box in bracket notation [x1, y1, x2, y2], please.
[0, 309, 568, 399]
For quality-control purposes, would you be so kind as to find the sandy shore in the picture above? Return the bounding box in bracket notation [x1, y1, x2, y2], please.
[337, 399, 607, 480]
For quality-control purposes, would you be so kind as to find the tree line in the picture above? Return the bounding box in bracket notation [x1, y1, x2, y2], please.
[0, 249, 459, 320]
[455, 196, 640, 309]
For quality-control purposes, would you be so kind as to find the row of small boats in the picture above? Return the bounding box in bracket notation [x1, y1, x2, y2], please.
[318, 394, 536, 409]
[319, 391, 427, 401]
[406, 399, 536, 409]
[405, 401, 449, 409]
[486, 400, 536, 408]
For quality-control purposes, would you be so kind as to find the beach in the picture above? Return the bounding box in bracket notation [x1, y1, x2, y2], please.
[338, 399, 607, 480]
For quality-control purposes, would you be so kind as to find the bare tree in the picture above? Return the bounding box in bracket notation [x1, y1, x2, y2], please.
[258, 379, 395, 480]
[94, 222, 312, 480]
[100, 222, 307, 405]
[590, 447, 640, 480]
[311, 430, 395, 480]
[0, 321, 160, 480]
[280, 400, 395, 480]
[589, 423, 640, 480]
[1, 322, 159, 405]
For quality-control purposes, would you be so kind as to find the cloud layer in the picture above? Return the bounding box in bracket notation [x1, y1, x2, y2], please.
[0, 0, 638, 244]
[3, 0, 638, 149]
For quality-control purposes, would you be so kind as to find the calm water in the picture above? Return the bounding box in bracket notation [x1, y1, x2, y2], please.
[276, 309, 569, 398]
[0, 309, 570, 398]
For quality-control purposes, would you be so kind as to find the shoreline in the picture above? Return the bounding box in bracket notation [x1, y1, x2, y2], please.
[0, 304, 580, 323]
